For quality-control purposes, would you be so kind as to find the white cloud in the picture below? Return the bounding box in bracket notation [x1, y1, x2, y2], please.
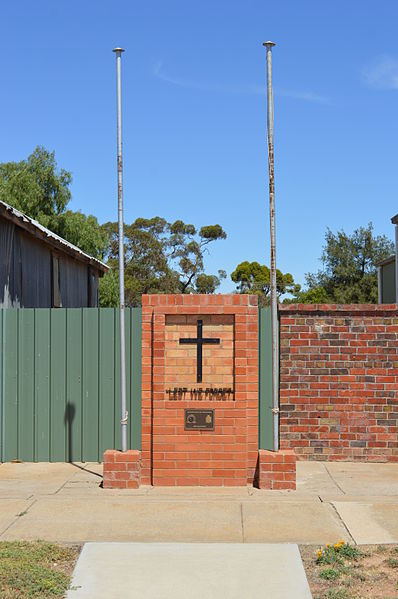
[362, 55, 398, 90]
[153, 61, 330, 104]
[276, 89, 331, 104]
[153, 61, 263, 95]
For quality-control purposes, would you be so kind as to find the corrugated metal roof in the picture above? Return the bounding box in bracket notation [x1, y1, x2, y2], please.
[0, 199, 108, 272]
[376, 255, 395, 267]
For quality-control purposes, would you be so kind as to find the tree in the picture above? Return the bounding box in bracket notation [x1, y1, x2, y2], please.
[56, 211, 108, 260]
[0, 146, 71, 230]
[168, 221, 226, 292]
[99, 270, 119, 308]
[102, 217, 227, 306]
[284, 286, 329, 304]
[196, 271, 227, 294]
[296, 224, 394, 304]
[231, 261, 300, 305]
[0, 147, 107, 259]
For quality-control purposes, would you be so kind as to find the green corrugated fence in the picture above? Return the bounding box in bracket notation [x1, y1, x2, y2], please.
[0, 308, 142, 462]
[1, 305, 274, 462]
[258, 307, 276, 450]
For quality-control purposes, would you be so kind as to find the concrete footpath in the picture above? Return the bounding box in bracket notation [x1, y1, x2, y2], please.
[1, 461, 398, 545]
[66, 542, 312, 599]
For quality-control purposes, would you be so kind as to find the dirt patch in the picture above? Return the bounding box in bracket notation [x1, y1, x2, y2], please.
[301, 544, 398, 599]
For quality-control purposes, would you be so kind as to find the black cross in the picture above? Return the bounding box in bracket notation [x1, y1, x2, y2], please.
[179, 319, 220, 383]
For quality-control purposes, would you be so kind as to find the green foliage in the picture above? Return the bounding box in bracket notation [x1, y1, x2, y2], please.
[0, 147, 107, 260]
[168, 221, 227, 293]
[324, 590, 349, 599]
[101, 217, 227, 306]
[295, 224, 394, 304]
[56, 211, 108, 260]
[317, 550, 343, 567]
[338, 544, 362, 561]
[311, 544, 398, 599]
[317, 542, 362, 567]
[196, 271, 226, 294]
[0, 147, 71, 229]
[231, 261, 300, 305]
[283, 285, 329, 305]
[385, 557, 398, 569]
[320, 568, 340, 581]
[314, 542, 364, 598]
[0, 541, 77, 597]
[99, 270, 119, 308]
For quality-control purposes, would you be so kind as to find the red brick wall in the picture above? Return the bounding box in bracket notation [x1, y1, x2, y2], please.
[141, 294, 258, 486]
[279, 304, 398, 462]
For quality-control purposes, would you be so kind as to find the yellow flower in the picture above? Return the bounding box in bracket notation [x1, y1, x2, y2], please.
[317, 550, 323, 558]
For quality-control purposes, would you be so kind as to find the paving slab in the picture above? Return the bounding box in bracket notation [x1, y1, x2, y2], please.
[0, 499, 33, 535]
[243, 500, 350, 544]
[2, 498, 243, 543]
[0, 463, 73, 497]
[66, 542, 312, 599]
[326, 463, 398, 496]
[320, 495, 398, 504]
[333, 501, 398, 544]
[295, 462, 344, 496]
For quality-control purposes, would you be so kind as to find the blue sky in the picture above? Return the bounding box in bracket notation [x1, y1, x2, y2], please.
[1, 1, 397, 292]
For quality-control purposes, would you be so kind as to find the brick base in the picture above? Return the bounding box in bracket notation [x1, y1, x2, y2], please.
[103, 450, 141, 489]
[258, 449, 296, 490]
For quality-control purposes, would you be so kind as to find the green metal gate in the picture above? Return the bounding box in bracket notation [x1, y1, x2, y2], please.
[258, 307, 275, 450]
[0, 308, 142, 462]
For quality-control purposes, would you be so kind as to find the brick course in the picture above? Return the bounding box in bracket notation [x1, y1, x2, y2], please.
[279, 304, 398, 462]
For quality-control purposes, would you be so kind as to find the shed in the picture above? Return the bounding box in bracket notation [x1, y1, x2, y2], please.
[0, 199, 108, 308]
[377, 255, 396, 303]
[377, 212, 398, 304]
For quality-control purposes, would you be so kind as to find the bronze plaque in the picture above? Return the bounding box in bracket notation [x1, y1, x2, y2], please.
[184, 409, 214, 431]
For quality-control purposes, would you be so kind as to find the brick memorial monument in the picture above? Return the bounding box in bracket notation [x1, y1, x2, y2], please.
[103, 294, 296, 489]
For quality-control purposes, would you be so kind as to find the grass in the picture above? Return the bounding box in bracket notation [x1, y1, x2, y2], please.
[324, 590, 349, 599]
[385, 557, 398, 569]
[320, 567, 340, 581]
[0, 541, 80, 598]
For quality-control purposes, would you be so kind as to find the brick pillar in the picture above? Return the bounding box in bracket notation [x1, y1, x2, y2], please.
[258, 449, 296, 490]
[103, 449, 141, 489]
[141, 294, 259, 486]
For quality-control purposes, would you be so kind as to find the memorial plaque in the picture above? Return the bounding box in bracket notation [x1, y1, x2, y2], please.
[165, 314, 234, 402]
[184, 409, 214, 431]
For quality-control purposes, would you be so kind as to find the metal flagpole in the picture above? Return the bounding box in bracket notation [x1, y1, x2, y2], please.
[113, 47, 128, 452]
[263, 41, 279, 452]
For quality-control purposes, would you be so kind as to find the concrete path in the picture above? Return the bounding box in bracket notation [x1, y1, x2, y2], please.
[66, 542, 312, 599]
[0, 461, 398, 545]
